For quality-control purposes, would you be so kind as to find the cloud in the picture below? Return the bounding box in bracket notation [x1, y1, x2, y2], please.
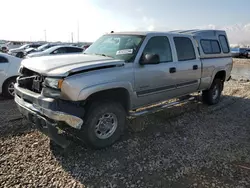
[195, 23, 250, 45]
[134, 18, 250, 45]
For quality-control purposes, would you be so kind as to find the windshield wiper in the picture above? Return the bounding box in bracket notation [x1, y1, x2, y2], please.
[84, 53, 113, 58]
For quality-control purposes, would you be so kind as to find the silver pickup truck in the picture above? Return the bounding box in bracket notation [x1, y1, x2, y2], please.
[14, 30, 233, 149]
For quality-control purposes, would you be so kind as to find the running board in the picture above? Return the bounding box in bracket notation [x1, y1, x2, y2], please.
[129, 96, 196, 117]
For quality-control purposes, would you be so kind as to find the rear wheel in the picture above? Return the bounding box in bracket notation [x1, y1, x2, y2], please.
[3, 77, 16, 99]
[202, 78, 223, 105]
[80, 101, 126, 149]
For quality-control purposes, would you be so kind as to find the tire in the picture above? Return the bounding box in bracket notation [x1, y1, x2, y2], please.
[16, 52, 24, 58]
[80, 101, 126, 149]
[3, 77, 16, 99]
[202, 78, 223, 105]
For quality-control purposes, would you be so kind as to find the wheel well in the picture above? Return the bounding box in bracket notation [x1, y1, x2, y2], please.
[85, 88, 131, 113]
[2, 76, 17, 89]
[214, 71, 226, 82]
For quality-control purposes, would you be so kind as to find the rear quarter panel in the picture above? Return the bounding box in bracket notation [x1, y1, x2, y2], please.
[199, 57, 232, 90]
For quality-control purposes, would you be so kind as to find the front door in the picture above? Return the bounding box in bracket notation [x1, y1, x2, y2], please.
[134, 35, 179, 108]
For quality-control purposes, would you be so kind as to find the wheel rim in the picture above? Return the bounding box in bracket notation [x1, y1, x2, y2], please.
[8, 82, 15, 96]
[95, 113, 118, 139]
[212, 85, 219, 100]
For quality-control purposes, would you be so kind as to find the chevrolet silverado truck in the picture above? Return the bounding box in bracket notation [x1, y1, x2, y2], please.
[14, 30, 233, 149]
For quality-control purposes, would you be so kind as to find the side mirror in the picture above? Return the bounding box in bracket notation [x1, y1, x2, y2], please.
[140, 53, 160, 65]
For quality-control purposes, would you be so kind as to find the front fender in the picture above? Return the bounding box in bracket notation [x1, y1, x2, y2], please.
[77, 81, 135, 102]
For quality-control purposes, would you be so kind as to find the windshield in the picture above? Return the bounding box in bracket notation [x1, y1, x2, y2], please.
[84, 34, 145, 61]
[19, 44, 29, 49]
[37, 44, 48, 51]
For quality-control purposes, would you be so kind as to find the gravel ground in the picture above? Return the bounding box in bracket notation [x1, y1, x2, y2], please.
[1, 65, 250, 187]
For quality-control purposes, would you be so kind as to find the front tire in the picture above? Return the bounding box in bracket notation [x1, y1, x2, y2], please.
[80, 101, 126, 149]
[202, 78, 223, 105]
[3, 77, 16, 99]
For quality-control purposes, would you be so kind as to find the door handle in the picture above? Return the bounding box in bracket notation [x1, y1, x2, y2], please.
[193, 65, 198, 70]
[169, 67, 176, 73]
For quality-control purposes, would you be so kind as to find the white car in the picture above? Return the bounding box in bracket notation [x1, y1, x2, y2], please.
[0, 41, 24, 51]
[0, 53, 22, 98]
[8, 43, 43, 58]
[26, 45, 84, 58]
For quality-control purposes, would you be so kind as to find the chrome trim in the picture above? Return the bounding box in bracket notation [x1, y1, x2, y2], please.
[15, 94, 83, 129]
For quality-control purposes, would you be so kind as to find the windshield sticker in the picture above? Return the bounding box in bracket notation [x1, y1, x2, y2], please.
[116, 49, 133, 55]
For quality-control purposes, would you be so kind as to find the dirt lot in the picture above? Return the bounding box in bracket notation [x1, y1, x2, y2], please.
[1, 61, 250, 188]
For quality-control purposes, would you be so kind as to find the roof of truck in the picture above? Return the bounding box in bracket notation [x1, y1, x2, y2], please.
[108, 29, 226, 37]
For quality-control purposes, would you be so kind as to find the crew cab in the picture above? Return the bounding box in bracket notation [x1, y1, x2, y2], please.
[14, 30, 232, 149]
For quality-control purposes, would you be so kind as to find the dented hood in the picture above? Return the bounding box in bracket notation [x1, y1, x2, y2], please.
[21, 54, 125, 77]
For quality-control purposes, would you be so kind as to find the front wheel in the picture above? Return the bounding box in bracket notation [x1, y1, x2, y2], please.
[3, 77, 16, 99]
[80, 101, 126, 149]
[202, 78, 223, 105]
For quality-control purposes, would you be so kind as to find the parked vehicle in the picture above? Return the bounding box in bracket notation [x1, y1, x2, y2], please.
[8, 43, 43, 58]
[0, 53, 22, 98]
[14, 30, 232, 149]
[26, 45, 84, 58]
[0, 46, 8, 53]
[231, 48, 250, 58]
[24, 47, 37, 55]
[0, 41, 24, 51]
[35, 43, 64, 53]
[73, 42, 92, 50]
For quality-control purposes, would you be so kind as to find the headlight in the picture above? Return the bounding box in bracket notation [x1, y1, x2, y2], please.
[44, 78, 64, 89]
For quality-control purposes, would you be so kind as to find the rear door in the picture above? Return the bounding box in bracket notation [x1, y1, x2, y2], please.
[172, 36, 202, 95]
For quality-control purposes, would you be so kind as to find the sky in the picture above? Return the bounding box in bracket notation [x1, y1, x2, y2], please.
[1, 0, 250, 44]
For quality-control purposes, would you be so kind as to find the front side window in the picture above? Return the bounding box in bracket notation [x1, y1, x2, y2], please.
[174, 37, 196, 61]
[0, 56, 8, 63]
[84, 34, 145, 62]
[142, 36, 172, 62]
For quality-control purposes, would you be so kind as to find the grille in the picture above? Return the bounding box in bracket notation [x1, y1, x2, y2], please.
[18, 67, 45, 93]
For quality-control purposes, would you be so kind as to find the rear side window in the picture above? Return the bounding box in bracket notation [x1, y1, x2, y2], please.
[174, 37, 196, 61]
[0, 56, 8, 63]
[219, 35, 230, 53]
[201, 40, 221, 54]
[66, 47, 83, 53]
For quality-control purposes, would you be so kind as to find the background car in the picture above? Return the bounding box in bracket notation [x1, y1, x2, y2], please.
[8, 43, 44, 58]
[26, 45, 84, 58]
[0, 52, 22, 98]
[231, 48, 250, 58]
[0, 41, 24, 51]
[73, 42, 92, 51]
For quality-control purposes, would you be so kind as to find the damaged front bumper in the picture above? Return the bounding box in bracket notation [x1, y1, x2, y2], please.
[14, 83, 85, 148]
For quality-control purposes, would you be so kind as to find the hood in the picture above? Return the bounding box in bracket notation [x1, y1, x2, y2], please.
[25, 47, 35, 52]
[27, 51, 46, 57]
[9, 48, 22, 53]
[21, 54, 125, 77]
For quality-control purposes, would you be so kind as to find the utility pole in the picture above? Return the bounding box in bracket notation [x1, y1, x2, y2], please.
[77, 20, 79, 42]
[71, 32, 73, 43]
[44, 30, 47, 42]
